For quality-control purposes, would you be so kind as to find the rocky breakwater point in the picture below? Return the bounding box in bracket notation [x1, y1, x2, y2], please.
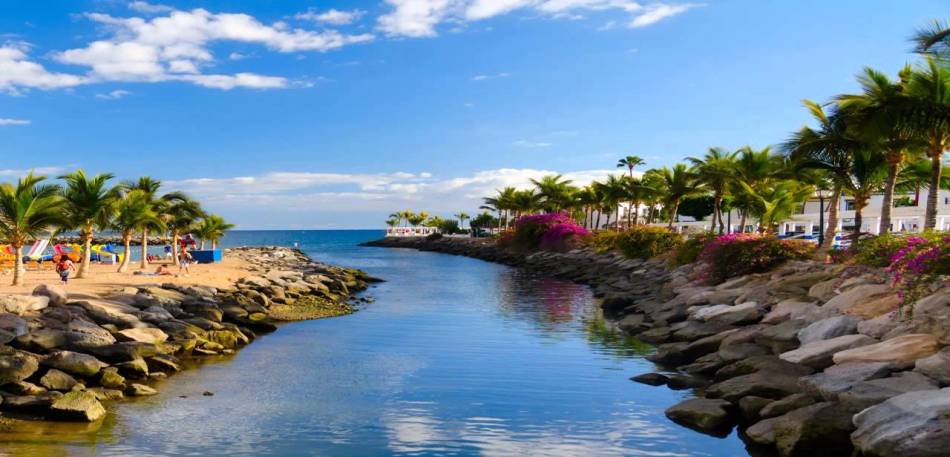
[365, 236, 950, 457]
[0, 246, 377, 423]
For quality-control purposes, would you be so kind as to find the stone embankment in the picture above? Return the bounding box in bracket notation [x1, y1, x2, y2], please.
[0, 246, 377, 423]
[365, 236, 950, 457]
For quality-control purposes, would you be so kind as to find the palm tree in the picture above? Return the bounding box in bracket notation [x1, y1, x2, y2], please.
[388, 212, 404, 226]
[739, 180, 816, 233]
[649, 164, 704, 229]
[902, 57, 950, 229]
[573, 185, 599, 229]
[836, 66, 922, 234]
[0, 173, 64, 285]
[112, 189, 163, 273]
[194, 214, 234, 250]
[912, 20, 950, 60]
[511, 189, 541, 220]
[617, 155, 645, 178]
[531, 174, 576, 212]
[483, 187, 517, 228]
[406, 212, 425, 227]
[163, 194, 205, 264]
[385, 217, 400, 229]
[623, 176, 653, 227]
[121, 177, 162, 269]
[59, 170, 118, 279]
[399, 210, 413, 227]
[687, 147, 737, 233]
[455, 212, 470, 229]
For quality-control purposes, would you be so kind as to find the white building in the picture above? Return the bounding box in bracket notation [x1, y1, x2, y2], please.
[655, 188, 950, 235]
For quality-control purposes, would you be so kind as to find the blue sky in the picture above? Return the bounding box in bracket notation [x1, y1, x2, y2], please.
[0, 0, 946, 228]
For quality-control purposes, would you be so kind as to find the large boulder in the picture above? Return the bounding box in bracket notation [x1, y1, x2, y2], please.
[796, 316, 860, 345]
[756, 319, 809, 354]
[821, 284, 891, 314]
[39, 368, 80, 391]
[117, 327, 168, 344]
[832, 334, 939, 369]
[915, 347, 950, 386]
[706, 372, 802, 401]
[771, 402, 857, 457]
[779, 334, 876, 369]
[839, 371, 938, 410]
[0, 350, 40, 384]
[664, 398, 735, 435]
[32, 284, 68, 306]
[64, 318, 117, 349]
[759, 393, 816, 419]
[852, 387, 950, 457]
[2, 391, 63, 412]
[701, 301, 763, 325]
[73, 299, 142, 328]
[0, 313, 28, 344]
[847, 293, 901, 319]
[715, 355, 814, 381]
[0, 295, 49, 315]
[762, 299, 821, 325]
[799, 361, 892, 400]
[42, 350, 108, 378]
[49, 391, 106, 421]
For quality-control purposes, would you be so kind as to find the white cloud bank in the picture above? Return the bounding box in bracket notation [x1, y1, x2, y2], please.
[0, 118, 31, 126]
[378, 0, 701, 37]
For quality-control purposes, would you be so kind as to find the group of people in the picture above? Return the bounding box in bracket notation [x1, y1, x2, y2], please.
[55, 237, 197, 285]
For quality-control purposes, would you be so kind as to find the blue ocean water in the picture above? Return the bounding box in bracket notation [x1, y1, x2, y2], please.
[3, 230, 751, 457]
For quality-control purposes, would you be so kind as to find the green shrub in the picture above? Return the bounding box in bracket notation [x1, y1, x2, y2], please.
[697, 233, 815, 284]
[672, 233, 713, 266]
[851, 233, 908, 267]
[588, 226, 683, 259]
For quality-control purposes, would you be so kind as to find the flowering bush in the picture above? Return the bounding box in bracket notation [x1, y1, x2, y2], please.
[588, 226, 683, 259]
[671, 233, 713, 266]
[850, 233, 909, 267]
[885, 234, 949, 313]
[697, 233, 814, 284]
[499, 213, 589, 252]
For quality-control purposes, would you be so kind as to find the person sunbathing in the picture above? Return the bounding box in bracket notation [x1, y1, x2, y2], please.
[133, 265, 174, 276]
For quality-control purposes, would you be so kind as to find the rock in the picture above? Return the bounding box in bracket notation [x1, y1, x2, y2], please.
[686, 289, 744, 306]
[718, 342, 768, 363]
[799, 362, 892, 400]
[32, 284, 68, 306]
[666, 374, 710, 390]
[49, 391, 106, 421]
[821, 284, 891, 314]
[117, 327, 168, 344]
[796, 316, 860, 345]
[701, 301, 763, 325]
[646, 342, 691, 365]
[738, 396, 772, 422]
[5, 381, 46, 395]
[808, 278, 839, 302]
[852, 387, 950, 457]
[832, 333, 939, 369]
[839, 371, 939, 410]
[745, 416, 781, 445]
[87, 342, 159, 363]
[756, 319, 809, 354]
[617, 314, 645, 333]
[770, 402, 857, 457]
[706, 372, 802, 401]
[847, 293, 901, 319]
[0, 295, 49, 315]
[715, 355, 814, 382]
[42, 350, 108, 378]
[73, 299, 141, 327]
[145, 354, 181, 373]
[115, 358, 149, 379]
[858, 313, 900, 339]
[98, 367, 126, 389]
[779, 334, 876, 369]
[0, 313, 28, 341]
[759, 393, 816, 419]
[64, 318, 117, 349]
[2, 391, 63, 412]
[689, 304, 733, 321]
[720, 324, 767, 347]
[762, 300, 820, 325]
[125, 383, 157, 396]
[239, 276, 271, 289]
[0, 350, 40, 384]
[664, 398, 735, 435]
[915, 347, 950, 386]
[671, 321, 735, 342]
[40, 368, 80, 391]
[637, 326, 671, 344]
[680, 330, 737, 361]
[630, 373, 668, 386]
[86, 387, 124, 401]
[18, 328, 67, 350]
[139, 305, 175, 323]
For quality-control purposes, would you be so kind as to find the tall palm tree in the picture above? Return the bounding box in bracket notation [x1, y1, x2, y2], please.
[902, 57, 950, 229]
[598, 175, 627, 229]
[531, 174, 576, 212]
[483, 187, 517, 229]
[617, 155, 645, 178]
[122, 177, 162, 269]
[623, 176, 653, 227]
[454, 212, 470, 229]
[112, 189, 163, 273]
[193, 214, 234, 250]
[0, 173, 64, 285]
[59, 170, 119, 279]
[687, 147, 737, 233]
[912, 20, 950, 60]
[837, 66, 923, 234]
[647, 164, 704, 228]
[739, 180, 816, 233]
[511, 189, 541, 220]
[163, 194, 205, 264]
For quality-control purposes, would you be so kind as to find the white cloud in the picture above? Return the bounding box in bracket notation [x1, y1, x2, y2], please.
[471, 72, 510, 81]
[0, 166, 66, 176]
[513, 139, 553, 148]
[228, 52, 247, 60]
[95, 89, 132, 99]
[295, 8, 366, 25]
[128, 1, 174, 14]
[378, 0, 700, 37]
[175, 72, 288, 90]
[0, 118, 30, 125]
[0, 43, 86, 95]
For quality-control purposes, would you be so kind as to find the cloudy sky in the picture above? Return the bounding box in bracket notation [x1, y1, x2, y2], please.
[1, 0, 945, 228]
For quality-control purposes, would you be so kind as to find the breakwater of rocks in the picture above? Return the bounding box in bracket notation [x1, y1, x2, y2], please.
[0, 246, 377, 423]
[365, 236, 950, 457]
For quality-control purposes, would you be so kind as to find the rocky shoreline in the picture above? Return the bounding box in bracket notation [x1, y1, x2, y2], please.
[0, 246, 377, 423]
[364, 236, 950, 457]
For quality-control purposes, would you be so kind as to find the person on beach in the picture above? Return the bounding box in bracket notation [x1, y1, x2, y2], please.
[55, 256, 75, 285]
[178, 248, 193, 276]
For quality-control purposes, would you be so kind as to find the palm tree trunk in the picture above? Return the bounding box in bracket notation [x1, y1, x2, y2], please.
[118, 234, 132, 273]
[77, 230, 92, 279]
[12, 244, 23, 286]
[924, 148, 942, 230]
[853, 195, 868, 239]
[714, 194, 724, 234]
[211, 240, 217, 250]
[171, 231, 180, 265]
[626, 202, 632, 229]
[667, 201, 680, 229]
[821, 187, 841, 251]
[595, 210, 601, 231]
[879, 153, 901, 235]
[739, 211, 748, 234]
[633, 202, 641, 226]
[139, 229, 149, 269]
[616, 206, 621, 230]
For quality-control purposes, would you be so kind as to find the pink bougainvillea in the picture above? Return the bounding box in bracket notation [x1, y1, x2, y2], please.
[885, 235, 949, 314]
[500, 212, 589, 252]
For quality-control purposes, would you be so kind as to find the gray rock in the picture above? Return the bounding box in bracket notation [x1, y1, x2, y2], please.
[761, 299, 820, 325]
[799, 362, 892, 400]
[64, 318, 117, 349]
[759, 393, 816, 419]
[715, 355, 814, 382]
[49, 390, 106, 421]
[706, 372, 802, 401]
[852, 387, 950, 457]
[4, 380, 46, 395]
[32, 284, 68, 306]
[738, 395, 772, 422]
[125, 383, 158, 396]
[665, 374, 710, 390]
[717, 342, 768, 363]
[664, 398, 735, 435]
[858, 313, 901, 339]
[115, 358, 149, 379]
[915, 347, 950, 386]
[822, 284, 890, 314]
[745, 416, 781, 445]
[771, 402, 857, 457]
[630, 372, 668, 386]
[0, 313, 28, 340]
[86, 387, 124, 401]
[796, 315, 860, 345]
[779, 334, 876, 369]
[42, 350, 108, 378]
[0, 349, 40, 385]
[0, 295, 49, 315]
[39, 368, 80, 391]
[701, 301, 763, 325]
[116, 327, 168, 344]
[2, 391, 63, 412]
[756, 319, 808, 354]
[839, 371, 939, 410]
[617, 313, 645, 333]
